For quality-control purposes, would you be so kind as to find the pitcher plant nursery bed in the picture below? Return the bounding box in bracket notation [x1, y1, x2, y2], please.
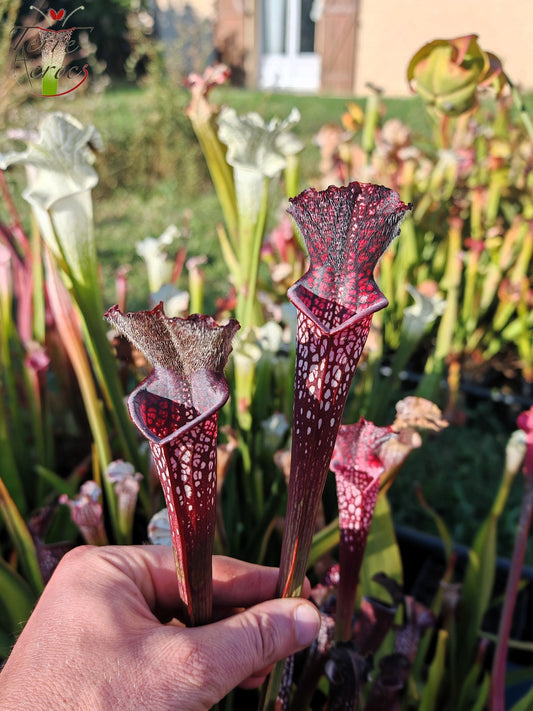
[1, 34, 533, 711]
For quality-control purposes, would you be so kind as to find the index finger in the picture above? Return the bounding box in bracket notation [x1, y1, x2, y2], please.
[94, 546, 310, 614]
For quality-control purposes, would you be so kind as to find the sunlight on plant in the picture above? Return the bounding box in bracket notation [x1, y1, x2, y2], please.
[0, 38, 532, 711]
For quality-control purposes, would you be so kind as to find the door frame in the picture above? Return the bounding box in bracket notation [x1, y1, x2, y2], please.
[259, 0, 321, 91]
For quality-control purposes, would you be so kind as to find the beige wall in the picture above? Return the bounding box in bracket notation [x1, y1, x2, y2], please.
[155, 0, 215, 19]
[355, 0, 533, 96]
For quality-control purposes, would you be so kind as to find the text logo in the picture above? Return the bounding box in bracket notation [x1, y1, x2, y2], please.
[12, 5, 93, 97]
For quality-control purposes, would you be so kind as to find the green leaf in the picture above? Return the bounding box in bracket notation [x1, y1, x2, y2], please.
[0, 627, 15, 660]
[457, 431, 523, 677]
[359, 492, 403, 600]
[189, 116, 238, 242]
[457, 643, 489, 711]
[0, 476, 43, 595]
[415, 483, 454, 565]
[419, 629, 448, 711]
[505, 665, 533, 685]
[309, 517, 340, 566]
[0, 410, 26, 515]
[216, 223, 241, 284]
[470, 674, 490, 711]
[309, 494, 403, 606]
[509, 682, 533, 711]
[36, 465, 79, 498]
[0, 556, 36, 636]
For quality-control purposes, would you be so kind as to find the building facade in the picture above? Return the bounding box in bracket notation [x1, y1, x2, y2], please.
[214, 0, 533, 96]
[215, 0, 357, 93]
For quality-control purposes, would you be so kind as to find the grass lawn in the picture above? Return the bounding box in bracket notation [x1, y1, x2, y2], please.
[2, 83, 431, 311]
[84, 84, 431, 310]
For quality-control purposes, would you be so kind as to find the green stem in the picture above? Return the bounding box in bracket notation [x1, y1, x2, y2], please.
[457, 434, 522, 683]
[419, 219, 462, 399]
[42, 210, 142, 477]
[44, 252, 122, 540]
[493, 223, 532, 333]
[190, 117, 238, 244]
[188, 267, 205, 314]
[71, 345, 112, 479]
[508, 76, 533, 143]
[73, 284, 144, 479]
[486, 171, 506, 228]
[22, 361, 47, 471]
[31, 213, 46, 343]
[237, 435, 254, 511]
[419, 630, 448, 711]
[362, 87, 381, 158]
[258, 658, 286, 711]
[308, 516, 340, 566]
[0, 397, 26, 515]
[0, 476, 43, 595]
[242, 178, 269, 328]
[461, 250, 480, 337]
[284, 154, 300, 199]
[216, 223, 241, 285]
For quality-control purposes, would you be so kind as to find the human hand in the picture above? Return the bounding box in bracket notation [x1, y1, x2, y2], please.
[0, 546, 321, 711]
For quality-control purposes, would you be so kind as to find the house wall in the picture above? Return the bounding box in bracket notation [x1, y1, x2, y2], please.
[154, 0, 215, 19]
[214, 0, 258, 86]
[213, 0, 533, 95]
[355, 0, 533, 96]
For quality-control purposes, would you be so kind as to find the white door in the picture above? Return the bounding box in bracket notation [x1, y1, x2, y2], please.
[259, 0, 321, 91]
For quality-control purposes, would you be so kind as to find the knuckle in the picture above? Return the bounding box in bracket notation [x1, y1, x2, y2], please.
[55, 544, 98, 573]
[248, 609, 282, 663]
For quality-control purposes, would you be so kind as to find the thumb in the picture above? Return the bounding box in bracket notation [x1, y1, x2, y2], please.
[183, 598, 321, 705]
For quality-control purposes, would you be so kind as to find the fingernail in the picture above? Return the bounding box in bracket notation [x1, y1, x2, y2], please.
[294, 604, 321, 647]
